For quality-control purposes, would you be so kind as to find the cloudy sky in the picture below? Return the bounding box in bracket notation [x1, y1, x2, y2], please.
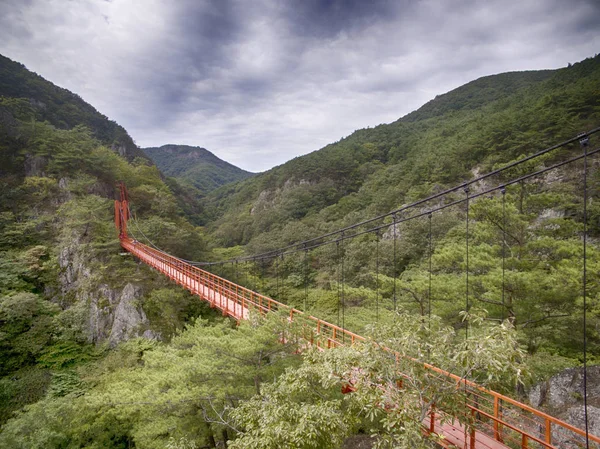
[0, 0, 599, 172]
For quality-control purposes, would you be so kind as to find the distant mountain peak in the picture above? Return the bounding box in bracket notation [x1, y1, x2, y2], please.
[143, 144, 253, 195]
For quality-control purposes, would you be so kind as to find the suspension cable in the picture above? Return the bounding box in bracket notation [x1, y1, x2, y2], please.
[261, 258, 265, 293]
[341, 233, 346, 342]
[376, 230, 380, 323]
[275, 255, 280, 300]
[464, 184, 470, 340]
[280, 254, 285, 302]
[580, 133, 590, 448]
[125, 139, 600, 272]
[125, 204, 165, 253]
[196, 142, 600, 267]
[336, 240, 341, 327]
[393, 213, 398, 312]
[196, 129, 600, 266]
[428, 213, 432, 326]
[304, 247, 308, 311]
[462, 186, 471, 445]
[501, 186, 507, 322]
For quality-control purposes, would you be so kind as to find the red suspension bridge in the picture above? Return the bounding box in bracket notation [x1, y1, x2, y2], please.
[115, 129, 600, 449]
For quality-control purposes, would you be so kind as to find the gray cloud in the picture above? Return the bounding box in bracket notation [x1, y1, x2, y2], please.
[1, 0, 599, 172]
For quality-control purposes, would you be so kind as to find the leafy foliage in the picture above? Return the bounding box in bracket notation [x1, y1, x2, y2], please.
[0, 315, 301, 449]
[229, 311, 525, 449]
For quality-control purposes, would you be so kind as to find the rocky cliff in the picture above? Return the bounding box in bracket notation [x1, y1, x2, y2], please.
[530, 366, 600, 447]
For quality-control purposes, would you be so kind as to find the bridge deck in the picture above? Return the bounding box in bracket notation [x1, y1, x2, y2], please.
[125, 239, 248, 319]
[433, 418, 510, 449]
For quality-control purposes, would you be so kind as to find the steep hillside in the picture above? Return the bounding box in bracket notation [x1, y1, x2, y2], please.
[144, 144, 253, 195]
[204, 56, 600, 247]
[0, 54, 147, 162]
[0, 58, 216, 425]
[400, 69, 554, 122]
[198, 55, 600, 363]
[0, 53, 207, 224]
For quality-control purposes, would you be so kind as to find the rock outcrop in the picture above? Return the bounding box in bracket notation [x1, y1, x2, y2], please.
[529, 366, 600, 411]
[59, 235, 155, 346]
[529, 366, 600, 447]
[551, 405, 600, 448]
[24, 154, 48, 177]
[107, 283, 155, 347]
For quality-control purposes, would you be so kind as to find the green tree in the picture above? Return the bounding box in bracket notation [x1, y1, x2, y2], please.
[229, 311, 525, 449]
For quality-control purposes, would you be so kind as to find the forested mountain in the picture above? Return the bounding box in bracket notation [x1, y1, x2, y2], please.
[205, 56, 600, 248]
[144, 144, 253, 195]
[0, 54, 215, 433]
[200, 54, 600, 378]
[0, 54, 207, 224]
[0, 54, 146, 162]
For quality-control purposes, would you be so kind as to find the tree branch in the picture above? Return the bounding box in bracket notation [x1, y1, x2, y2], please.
[519, 313, 570, 327]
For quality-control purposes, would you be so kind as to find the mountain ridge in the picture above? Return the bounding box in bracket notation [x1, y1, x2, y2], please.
[0, 54, 148, 163]
[0, 52, 210, 224]
[202, 55, 600, 247]
[143, 144, 253, 195]
[399, 69, 555, 123]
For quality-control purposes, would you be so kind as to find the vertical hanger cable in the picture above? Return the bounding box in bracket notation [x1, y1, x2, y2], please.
[304, 247, 308, 311]
[393, 214, 398, 312]
[501, 186, 507, 322]
[336, 240, 341, 327]
[464, 185, 470, 340]
[341, 233, 345, 342]
[376, 231, 380, 323]
[580, 135, 590, 448]
[428, 213, 433, 326]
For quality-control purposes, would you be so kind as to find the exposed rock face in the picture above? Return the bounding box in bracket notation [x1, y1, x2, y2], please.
[111, 142, 128, 158]
[529, 366, 600, 447]
[529, 366, 600, 410]
[88, 180, 115, 198]
[537, 208, 565, 221]
[108, 283, 155, 347]
[58, 236, 91, 301]
[551, 405, 600, 449]
[24, 154, 47, 177]
[59, 236, 155, 346]
[382, 221, 400, 241]
[87, 284, 118, 343]
[250, 189, 275, 215]
[470, 167, 493, 194]
[250, 178, 315, 215]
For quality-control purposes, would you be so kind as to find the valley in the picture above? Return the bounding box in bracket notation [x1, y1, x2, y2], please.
[0, 52, 599, 448]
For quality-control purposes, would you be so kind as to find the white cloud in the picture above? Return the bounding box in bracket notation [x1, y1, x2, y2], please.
[1, 0, 599, 172]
